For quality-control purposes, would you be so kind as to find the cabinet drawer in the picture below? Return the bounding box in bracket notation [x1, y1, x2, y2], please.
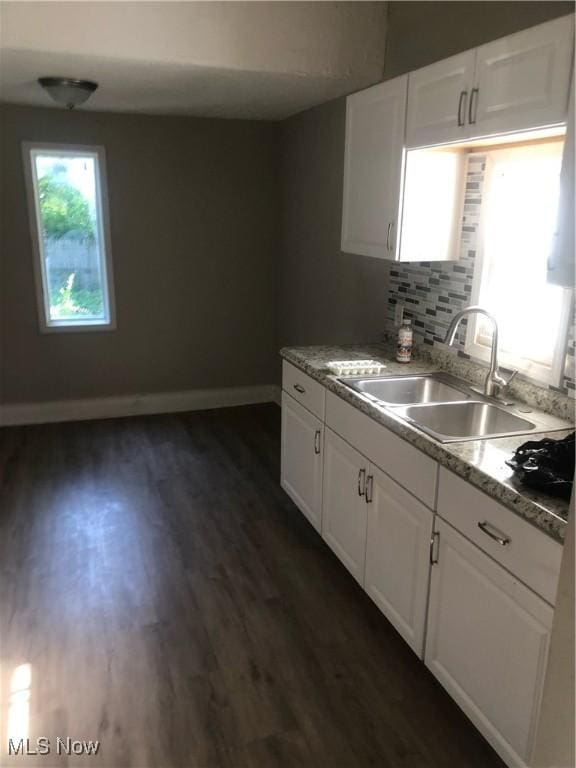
[282, 361, 325, 420]
[326, 391, 437, 508]
[437, 467, 562, 604]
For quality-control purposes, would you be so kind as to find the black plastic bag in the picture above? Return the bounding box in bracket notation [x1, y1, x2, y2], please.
[506, 432, 575, 500]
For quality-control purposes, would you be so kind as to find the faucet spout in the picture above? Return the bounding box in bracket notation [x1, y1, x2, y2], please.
[444, 306, 510, 397]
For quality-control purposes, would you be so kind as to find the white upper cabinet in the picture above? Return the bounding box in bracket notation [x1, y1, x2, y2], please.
[341, 75, 407, 260]
[406, 15, 574, 147]
[399, 146, 466, 262]
[548, 81, 574, 288]
[406, 50, 476, 147]
[342, 16, 573, 263]
[473, 16, 574, 138]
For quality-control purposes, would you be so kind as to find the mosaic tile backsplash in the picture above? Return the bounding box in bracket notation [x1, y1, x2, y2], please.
[386, 154, 575, 397]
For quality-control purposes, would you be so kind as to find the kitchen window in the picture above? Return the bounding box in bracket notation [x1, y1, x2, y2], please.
[465, 138, 572, 386]
[23, 143, 116, 332]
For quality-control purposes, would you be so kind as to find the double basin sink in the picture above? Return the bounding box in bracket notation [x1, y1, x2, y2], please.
[338, 371, 565, 443]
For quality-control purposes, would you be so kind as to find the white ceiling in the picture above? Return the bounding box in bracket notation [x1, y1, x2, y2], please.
[0, 1, 388, 120]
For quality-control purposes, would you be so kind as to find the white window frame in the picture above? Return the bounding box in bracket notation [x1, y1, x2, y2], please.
[22, 142, 116, 333]
[464, 149, 572, 387]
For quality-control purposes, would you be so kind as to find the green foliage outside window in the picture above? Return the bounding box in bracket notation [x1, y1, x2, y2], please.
[38, 176, 95, 242]
[49, 273, 104, 318]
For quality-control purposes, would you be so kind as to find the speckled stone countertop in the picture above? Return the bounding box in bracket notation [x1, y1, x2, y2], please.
[280, 343, 574, 544]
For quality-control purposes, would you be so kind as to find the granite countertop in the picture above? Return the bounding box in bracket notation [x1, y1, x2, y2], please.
[280, 343, 573, 544]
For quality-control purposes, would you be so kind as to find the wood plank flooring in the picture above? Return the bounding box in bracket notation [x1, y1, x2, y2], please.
[0, 405, 505, 767]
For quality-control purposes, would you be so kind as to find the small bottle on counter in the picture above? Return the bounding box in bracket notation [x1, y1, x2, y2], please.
[396, 319, 413, 363]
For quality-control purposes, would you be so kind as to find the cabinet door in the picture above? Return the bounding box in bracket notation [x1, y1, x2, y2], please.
[364, 465, 434, 657]
[281, 392, 323, 533]
[425, 520, 554, 767]
[322, 428, 368, 584]
[473, 15, 574, 137]
[341, 75, 407, 260]
[548, 82, 574, 288]
[406, 50, 475, 147]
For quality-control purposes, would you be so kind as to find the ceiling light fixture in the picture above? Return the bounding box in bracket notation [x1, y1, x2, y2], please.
[38, 77, 98, 110]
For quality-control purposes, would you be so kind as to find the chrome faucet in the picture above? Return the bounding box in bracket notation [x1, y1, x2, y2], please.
[444, 306, 517, 398]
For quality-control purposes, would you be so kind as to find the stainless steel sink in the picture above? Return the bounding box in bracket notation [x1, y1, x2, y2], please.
[339, 373, 470, 405]
[337, 370, 570, 442]
[393, 401, 536, 442]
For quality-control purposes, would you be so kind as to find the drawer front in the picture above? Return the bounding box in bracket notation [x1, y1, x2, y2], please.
[325, 391, 437, 508]
[282, 361, 325, 420]
[437, 467, 562, 605]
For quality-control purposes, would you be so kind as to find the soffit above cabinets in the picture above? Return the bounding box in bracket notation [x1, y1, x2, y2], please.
[0, 1, 388, 120]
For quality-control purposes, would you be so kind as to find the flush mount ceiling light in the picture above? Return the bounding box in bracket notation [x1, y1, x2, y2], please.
[38, 77, 98, 110]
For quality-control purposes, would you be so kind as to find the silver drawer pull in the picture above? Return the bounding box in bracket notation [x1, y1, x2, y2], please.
[293, 383, 306, 394]
[358, 468, 366, 497]
[478, 521, 511, 547]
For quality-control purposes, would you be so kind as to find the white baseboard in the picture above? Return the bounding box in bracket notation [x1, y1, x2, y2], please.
[0, 384, 282, 427]
[270, 386, 282, 407]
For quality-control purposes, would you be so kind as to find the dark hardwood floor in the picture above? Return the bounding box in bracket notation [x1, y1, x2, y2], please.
[0, 404, 504, 768]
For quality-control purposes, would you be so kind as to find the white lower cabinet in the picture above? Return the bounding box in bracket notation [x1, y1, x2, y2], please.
[322, 426, 434, 653]
[322, 427, 368, 584]
[365, 465, 434, 656]
[281, 391, 323, 533]
[425, 518, 554, 767]
[281, 368, 561, 768]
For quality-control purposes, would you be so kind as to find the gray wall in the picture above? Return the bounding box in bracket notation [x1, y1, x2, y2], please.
[2, 3, 574, 402]
[277, 0, 574, 349]
[277, 98, 389, 348]
[0, 105, 279, 403]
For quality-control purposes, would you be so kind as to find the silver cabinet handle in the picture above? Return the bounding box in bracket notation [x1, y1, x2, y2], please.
[430, 531, 440, 564]
[314, 429, 321, 455]
[457, 89, 468, 127]
[386, 221, 394, 253]
[293, 383, 305, 394]
[469, 87, 479, 125]
[358, 468, 366, 497]
[478, 521, 510, 546]
[365, 474, 374, 503]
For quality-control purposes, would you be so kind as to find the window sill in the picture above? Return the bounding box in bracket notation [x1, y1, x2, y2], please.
[464, 340, 561, 389]
[40, 320, 116, 334]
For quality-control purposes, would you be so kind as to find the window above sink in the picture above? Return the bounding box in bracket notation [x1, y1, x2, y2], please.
[463, 137, 572, 386]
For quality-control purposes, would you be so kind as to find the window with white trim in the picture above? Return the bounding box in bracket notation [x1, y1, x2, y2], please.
[23, 143, 115, 332]
[465, 139, 572, 386]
